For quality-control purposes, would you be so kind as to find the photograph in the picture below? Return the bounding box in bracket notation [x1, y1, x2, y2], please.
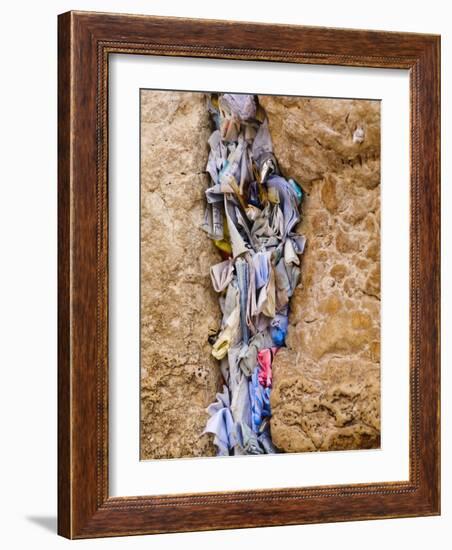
[140, 90, 381, 460]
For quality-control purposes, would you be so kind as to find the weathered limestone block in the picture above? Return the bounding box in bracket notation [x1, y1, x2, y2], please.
[260, 96, 381, 191]
[260, 96, 381, 452]
[140, 91, 222, 459]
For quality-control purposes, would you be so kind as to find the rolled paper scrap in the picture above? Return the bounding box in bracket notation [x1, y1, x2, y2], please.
[213, 239, 233, 256]
[288, 178, 304, 204]
[257, 347, 278, 388]
[249, 368, 272, 433]
[245, 204, 261, 221]
[284, 238, 300, 265]
[211, 203, 224, 240]
[256, 267, 276, 319]
[210, 259, 234, 293]
[220, 94, 257, 121]
[203, 385, 235, 456]
[252, 251, 270, 290]
[236, 257, 250, 345]
[212, 289, 240, 359]
[270, 326, 285, 347]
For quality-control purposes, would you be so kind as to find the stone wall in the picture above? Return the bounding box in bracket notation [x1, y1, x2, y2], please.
[140, 91, 381, 458]
[260, 96, 381, 452]
[140, 91, 222, 459]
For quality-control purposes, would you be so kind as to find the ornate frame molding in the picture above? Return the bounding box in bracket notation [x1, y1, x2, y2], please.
[58, 11, 440, 538]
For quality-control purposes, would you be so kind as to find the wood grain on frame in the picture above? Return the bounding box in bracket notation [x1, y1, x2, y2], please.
[57, 10, 440, 539]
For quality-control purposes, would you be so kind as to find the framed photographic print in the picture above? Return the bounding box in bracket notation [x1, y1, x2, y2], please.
[58, 11, 440, 538]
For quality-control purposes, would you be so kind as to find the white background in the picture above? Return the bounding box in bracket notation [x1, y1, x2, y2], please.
[0, 0, 449, 548]
[110, 56, 409, 496]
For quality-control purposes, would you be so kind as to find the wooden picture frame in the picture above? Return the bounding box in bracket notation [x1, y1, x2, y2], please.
[58, 10, 440, 538]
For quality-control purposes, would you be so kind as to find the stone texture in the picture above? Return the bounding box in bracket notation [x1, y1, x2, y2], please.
[259, 96, 381, 452]
[140, 91, 222, 459]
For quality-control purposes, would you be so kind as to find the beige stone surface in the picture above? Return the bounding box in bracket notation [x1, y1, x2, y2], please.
[140, 91, 222, 459]
[260, 96, 381, 452]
